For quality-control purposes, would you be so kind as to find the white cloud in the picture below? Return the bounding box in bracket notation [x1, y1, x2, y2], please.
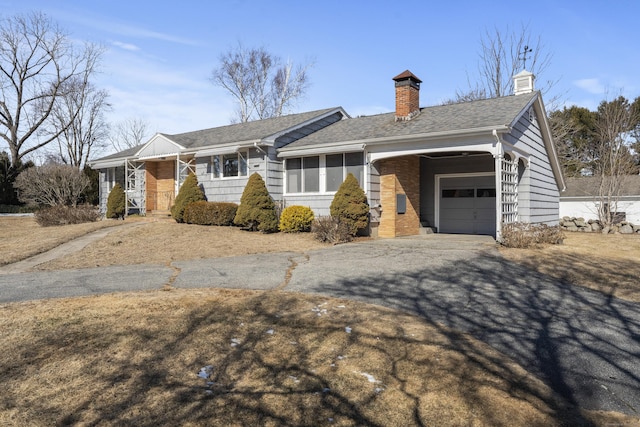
[111, 41, 140, 52]
[573, 78, 605, 95]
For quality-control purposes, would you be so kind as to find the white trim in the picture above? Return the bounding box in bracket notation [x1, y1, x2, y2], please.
[92, 159, 127, 169]
[195, 145, 241, 158]
[369, 142, 497, 163]
[434, 172, 495, 233]
[278, 143, 365, 158]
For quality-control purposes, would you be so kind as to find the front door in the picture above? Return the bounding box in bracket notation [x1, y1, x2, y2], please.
[439, 175, 496, 235]
[146, 161, 175, 211]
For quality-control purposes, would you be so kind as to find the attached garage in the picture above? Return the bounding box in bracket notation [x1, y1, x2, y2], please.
[437, 174, 496, 235]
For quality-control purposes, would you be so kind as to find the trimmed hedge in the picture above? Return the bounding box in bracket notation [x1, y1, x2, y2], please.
[184, 201, 238, 226]
[35, 205, 100, 227]
[279, 205, 314, 232]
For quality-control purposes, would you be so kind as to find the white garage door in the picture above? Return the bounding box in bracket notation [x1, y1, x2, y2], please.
[439, 175, 496, 235]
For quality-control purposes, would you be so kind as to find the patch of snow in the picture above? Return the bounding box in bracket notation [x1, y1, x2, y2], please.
[354, 371, 380, 383]
[198, 365, 214, 379]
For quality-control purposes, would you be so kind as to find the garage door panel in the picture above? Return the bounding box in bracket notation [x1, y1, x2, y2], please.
[439, 175, 496, 235]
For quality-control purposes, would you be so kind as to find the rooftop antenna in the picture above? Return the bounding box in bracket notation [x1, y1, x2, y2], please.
[519, 45, 533, 70]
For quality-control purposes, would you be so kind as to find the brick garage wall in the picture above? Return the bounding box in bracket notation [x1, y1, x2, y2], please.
[378, 156, 420, 237]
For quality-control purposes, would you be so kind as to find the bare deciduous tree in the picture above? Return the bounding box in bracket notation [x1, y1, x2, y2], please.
[0, 12, 103, 170]
[109, 117, 150, 151]
[593, 94, 640, 226]
[14, 163, 89, 207]
[47, 77, 110, 168]
[211, 43, 313, 123]
[448, 24, 556, 104]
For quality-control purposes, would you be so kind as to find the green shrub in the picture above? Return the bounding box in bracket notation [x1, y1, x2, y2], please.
[35, 204, 100, 227]
[279, 205, 314, 232]
[81, 165, 100, 205]
[329, 173, 369, 235]
[184, 201, 238, 226]
[171, 173, 205, 223]
[500, 222, 565, 248]
[234, 173, 278, 232]
[106, 183, 126, 219]
[311, 216, 351, 244]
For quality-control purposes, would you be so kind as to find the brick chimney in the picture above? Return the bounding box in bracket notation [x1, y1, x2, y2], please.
[393, 70, 422, 121]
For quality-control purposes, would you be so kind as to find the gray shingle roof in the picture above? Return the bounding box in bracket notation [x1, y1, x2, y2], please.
[93, 107, 341, 162]
[281, 92, 538, 150]
[166, 107, 341, 149]
[562, 176, 640, 197]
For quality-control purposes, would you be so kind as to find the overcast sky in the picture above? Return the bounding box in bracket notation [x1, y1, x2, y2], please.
[2, 0, 639, 155]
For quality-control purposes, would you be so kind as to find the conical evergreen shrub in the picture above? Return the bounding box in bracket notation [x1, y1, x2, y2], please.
[171, 173, 205, 223]
[234, 172, 278, 232]
[329, 173, 369, 235]
[106, 183, 126, 219]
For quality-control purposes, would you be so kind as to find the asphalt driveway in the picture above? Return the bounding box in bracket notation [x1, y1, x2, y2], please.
[0, 234, 638, 418]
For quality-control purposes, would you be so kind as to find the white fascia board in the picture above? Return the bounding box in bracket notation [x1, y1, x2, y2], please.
[531, 97, 566, 192]
[137, 152, 180, 161]
[362, 125, 510, 147]
[90, 158, 128, 169]
[262, 107, 349, 145]
[369, 142, 495, 163]
[278, 143, 365, 158]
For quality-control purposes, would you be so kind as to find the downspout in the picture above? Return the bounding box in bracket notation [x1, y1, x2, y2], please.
[493, 129, 503, 242]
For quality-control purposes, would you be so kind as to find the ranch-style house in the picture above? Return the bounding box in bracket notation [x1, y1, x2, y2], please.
[91, 69, 566, 240]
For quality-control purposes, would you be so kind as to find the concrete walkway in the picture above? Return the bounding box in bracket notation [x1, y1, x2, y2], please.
[0, 221, 146, 275]
[0, 233, 638, 419]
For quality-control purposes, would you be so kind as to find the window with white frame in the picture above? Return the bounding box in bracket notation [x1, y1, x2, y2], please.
[210, 150, 248, 178]
[286, 156, 319, 193]
[285, 152, 364, 193]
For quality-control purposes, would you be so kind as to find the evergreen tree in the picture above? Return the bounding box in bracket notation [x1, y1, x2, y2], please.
[330, 173, 369, 235]
[234, 173, 278, 232]
[106, 183, 126, 219]
[171, 173, 205, 223]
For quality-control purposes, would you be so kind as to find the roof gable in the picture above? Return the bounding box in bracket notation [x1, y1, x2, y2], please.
[135, 134, 185, 159]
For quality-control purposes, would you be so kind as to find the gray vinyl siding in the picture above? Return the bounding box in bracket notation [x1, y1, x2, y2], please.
[368, 160, 381, 224]
[420, 154, 495, 227]
[282, 194, 335, 216]
[196, 148, 273, 204]
[265, 146, 284, 202]
[506, 113, 559, 225]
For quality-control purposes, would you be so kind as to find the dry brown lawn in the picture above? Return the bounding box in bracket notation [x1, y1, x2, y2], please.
[1, 217, 639, 425]
[0, 216, 123, 266]
[1, 289, 633, 426]
[499, 232, 640, 302]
